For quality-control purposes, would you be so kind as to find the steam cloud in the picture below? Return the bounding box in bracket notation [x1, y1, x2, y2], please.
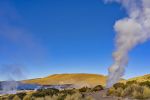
[0, 64, 25, 94]
[105, 0, 150, 88]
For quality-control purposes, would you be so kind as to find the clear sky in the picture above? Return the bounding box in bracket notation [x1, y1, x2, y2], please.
[0, 0, 150, 80]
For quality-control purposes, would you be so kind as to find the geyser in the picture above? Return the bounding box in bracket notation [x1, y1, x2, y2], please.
[105, 0, 150, 88]
[0, 81, 18, 94]
[0, 64, 25, 94]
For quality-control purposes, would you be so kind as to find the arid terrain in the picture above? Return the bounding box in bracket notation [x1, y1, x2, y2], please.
[1, 73, 150, 100]
[24, 73, 149, 87]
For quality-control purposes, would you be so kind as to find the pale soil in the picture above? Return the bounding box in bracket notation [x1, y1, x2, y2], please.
[85, 90, 137, 100]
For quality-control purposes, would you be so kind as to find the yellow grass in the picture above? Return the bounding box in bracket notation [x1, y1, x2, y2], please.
[23, 73, 107, 87]
[23, 73, 150, 87]
[128, 74, 150, 82]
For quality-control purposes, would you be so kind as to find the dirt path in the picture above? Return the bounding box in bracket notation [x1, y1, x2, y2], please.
[85, 90, 129, 100]
[89, 91, 120, 100]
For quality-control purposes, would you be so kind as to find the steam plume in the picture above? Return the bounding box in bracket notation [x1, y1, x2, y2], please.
[105, 0, 150, 88]
[0, 64, 25, 94]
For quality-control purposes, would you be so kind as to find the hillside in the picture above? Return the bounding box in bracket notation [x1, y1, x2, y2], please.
[23, 73, 150, 88]
[128, 74, 150, 82]
[23, 73, 107, 87]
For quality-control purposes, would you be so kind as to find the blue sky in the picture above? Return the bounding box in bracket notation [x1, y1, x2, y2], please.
[0, 0, 150, 80]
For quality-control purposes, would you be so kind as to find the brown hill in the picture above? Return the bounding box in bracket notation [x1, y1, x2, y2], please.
[25, 73, 150, 87]
[23, 73, 107, 87]
[128, 74, 150, 82]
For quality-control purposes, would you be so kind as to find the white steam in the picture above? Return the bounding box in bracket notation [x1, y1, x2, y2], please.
[1, 81, 18, 94]
[0, 64, 25, 94]
[105, 0, 150, 88]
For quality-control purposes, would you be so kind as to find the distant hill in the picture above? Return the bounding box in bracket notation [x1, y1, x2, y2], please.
[128, 74, 150, 82]
[23, 73, 150, 88]
[23, 73, 107, 87]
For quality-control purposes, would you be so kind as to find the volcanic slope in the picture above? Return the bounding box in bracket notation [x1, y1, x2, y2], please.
[23, 73, 107, 87]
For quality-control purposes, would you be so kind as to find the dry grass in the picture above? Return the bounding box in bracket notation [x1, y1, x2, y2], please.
[142, 86, 150, 98]
[23, 73, 107, 87]
[107, 83, 150, 99]
[65, 92, 82, 100]
[23, 94, 32, 100]
[13, 95, 21, 100]
[44, 96, 53, 100]
[128, 74, 150, 82]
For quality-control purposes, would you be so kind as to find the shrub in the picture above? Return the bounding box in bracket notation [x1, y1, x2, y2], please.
[32, 91, 45, 97]
[143, 86, 150, 99]
[65, 92, 82, 100]
[32, 88, 59, 97]
[64, 92, 94, 100]
[0, 96, 8, 100]
[8, 94, 15, 100]
[121, 85, 133, 97]
[79, 87, 91, 93]
[44, 95, 59, 100]
[126, 80, 137, 86]
[51, 95, 58, 100]
[113, 83, 125, 89]
[64, 94, 71, 100]
[23, 94, 32, 100]
[34, 97, 44, 100]
[38, 88, 59, 95]
[106, 82, 150, 99]
[12, 95, 21, 100]
[139, 81, 150, 88]
[132, 84, 143, 94]
[92, 85, 103, 92]
[57, 94, 67, 100]
[115, 88, 123, 97]
[60, 89, 75, 95]
[44, 96, 53, 100]
[132, 90, 144, 99]
[107, 87, 123, 97]
[16, 92, 26, 99]
[84, 95, 94, 100]
[106, 87, 116, 96]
